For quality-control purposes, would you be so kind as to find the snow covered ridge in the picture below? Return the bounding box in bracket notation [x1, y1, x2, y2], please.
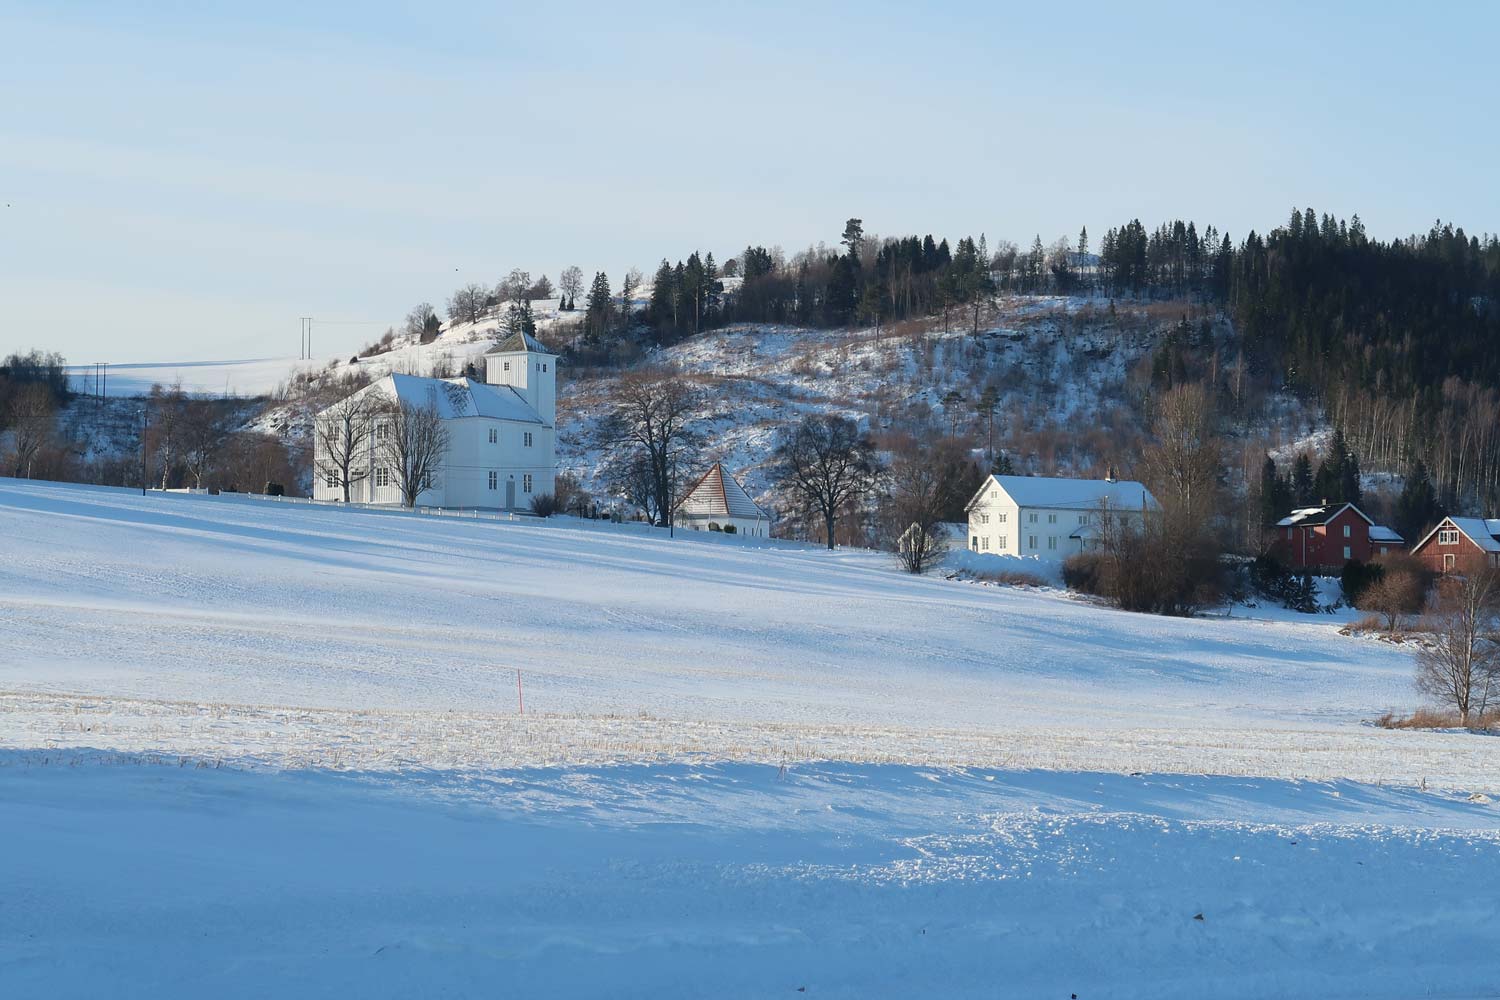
[0, 476, 1479, 787]
[6, 754, 1500, 999]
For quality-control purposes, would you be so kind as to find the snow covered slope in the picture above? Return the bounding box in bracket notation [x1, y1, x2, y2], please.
[0, 476, 1480, 786]
[6, 753, 1500, 1000]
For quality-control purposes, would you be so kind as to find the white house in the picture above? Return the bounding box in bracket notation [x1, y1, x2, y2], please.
[312, 331, 557, 509]
[964, 473, 1157, 566]
[673, 462, 773, 536]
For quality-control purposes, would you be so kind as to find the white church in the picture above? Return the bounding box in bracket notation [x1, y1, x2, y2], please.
[312, 331, 557, 509]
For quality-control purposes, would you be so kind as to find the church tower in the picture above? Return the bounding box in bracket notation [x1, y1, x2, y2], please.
[484, 331, 557, 426]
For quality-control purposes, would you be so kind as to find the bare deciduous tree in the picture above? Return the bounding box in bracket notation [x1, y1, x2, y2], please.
[1140, 382, 1221, 524]
[775, 414, 877, 550]
[880, 445, 951, 574]
[315, 393, 374, 501]
[559, 266, 585, 305]
[446, 283, 489, 326]
[377, 397, 449, 508]
[604, 369, 700, 526]
[6, 383, 54, 478]
[181, 398, 232, 489]
[1417, 571, 1500, 726]
[148, 381, 188, 490]
[1358, 562, 1427, 636]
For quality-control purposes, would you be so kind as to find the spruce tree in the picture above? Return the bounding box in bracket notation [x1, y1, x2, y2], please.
[1395, 460, 1442, 541]
[1292, 453, 1315, 505]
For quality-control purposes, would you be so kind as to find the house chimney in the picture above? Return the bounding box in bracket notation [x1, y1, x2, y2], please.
[1104, 463, 1117, 484]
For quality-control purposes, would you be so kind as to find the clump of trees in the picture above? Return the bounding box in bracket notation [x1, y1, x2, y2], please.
[601, 368, 701, 526]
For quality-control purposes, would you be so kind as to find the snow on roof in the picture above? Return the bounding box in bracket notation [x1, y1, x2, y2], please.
[1274, 503, 1373, 527]
[1368, 525, 1404, 543]
[976, 474, 1156, 512]
[378, 374, 542, 423]
[1446, 517, 1500, 553]
[484, 331, 553, 355]
[675, 462, 771, 520]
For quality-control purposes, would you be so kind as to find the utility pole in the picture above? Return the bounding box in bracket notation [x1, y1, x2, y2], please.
[140, 406, 149, 497]
[300, 317, 313, 360]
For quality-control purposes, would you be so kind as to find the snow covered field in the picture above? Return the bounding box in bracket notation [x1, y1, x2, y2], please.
[7, 752, 1500, 1000]
[5, 476, 1499, 997]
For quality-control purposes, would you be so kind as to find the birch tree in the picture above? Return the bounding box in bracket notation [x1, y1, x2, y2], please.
[315, 393, 374, 501]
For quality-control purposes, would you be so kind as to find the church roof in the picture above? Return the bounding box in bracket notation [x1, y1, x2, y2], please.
[378, 374, 542, 423]
[484, 331, 553, 355]
[674, 462, 771, 520]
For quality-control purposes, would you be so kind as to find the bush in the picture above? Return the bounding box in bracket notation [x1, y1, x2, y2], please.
[264, 482, 285, 497]
[722, 524, 736, 534]
[529, 492, 560, 517]
[708, 522, 722, 532]
[1341, 559, 1384, 606]
[1062, 553, 1106, 595]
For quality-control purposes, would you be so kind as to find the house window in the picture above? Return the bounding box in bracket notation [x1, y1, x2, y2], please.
[374, 423, 390, 442]
[1048, 536, 1057, 550]
[998, 535, 1007, 549]
[998, 513, 1007, 523]
[488, 428, 497, 444]
[503, 361, 511, 371]
[1343, 524, 1351, 538]
[1380, 546, 1389, 556]
[1286, 527, 1292, 539]
[523, 473, 533, 492]
[1028, 535, 1037, 549]
[1343, 545, 1351, 560]
[374, 467, 390, 488]
[1028, 513, 1037, 523]
[543, 363, 548, 372]
[488, 471, 497, 490]
[324, 471, 339, 488]
[524, 432, 533, 447]
[1439, 527, 1460, 545]
[980, 513, 990, 524]
[990, 490, 997, 499]
[1079, 514, 1089, 524]
[971, 536, 979, 551]
[1444, 553, 1456, 572]
[1047, 513, 1057, 524]
[980, 536, 989, 551]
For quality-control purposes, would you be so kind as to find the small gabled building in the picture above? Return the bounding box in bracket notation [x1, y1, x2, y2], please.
[674, 462, 773, 537]
[1409, 516, 1500, 575]
[1270, 502, 1404, 571]
[964, 473, 1157, 566]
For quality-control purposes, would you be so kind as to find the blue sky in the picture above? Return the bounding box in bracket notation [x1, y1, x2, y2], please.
[2, 1, 1496, 361]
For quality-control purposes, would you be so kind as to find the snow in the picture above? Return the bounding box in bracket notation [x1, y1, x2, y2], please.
[985, 473, 1155, 511]
[65, 357, 315, 398]
[0, 475, 1480, 786]
[7, 476, 1500, 995]
[5, 752, 1500, 999]
[1444, 517, 1500, 553]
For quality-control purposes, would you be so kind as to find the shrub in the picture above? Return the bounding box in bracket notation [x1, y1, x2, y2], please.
[264, 482, 285, 497]
[1340, 559, 1384, 606]
[529, 492, 559, 517]
[708, 522, 722, 532]
[1062, 553, 1106, 595]
[722, 524, 736, 534]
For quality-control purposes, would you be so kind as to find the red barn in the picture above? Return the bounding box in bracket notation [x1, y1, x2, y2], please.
[1270, 503, 1404, 572]
[1409, 517, 1500, 575]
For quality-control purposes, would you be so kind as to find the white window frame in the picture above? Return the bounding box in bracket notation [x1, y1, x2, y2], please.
[524, 431, 533, 447]
[523, 473, 533, 493]
[488, 427, 497, 444]
[488, 471, 497, 490]
[1343, 545, 1352, 560]
[1439, 527, 1460, 545]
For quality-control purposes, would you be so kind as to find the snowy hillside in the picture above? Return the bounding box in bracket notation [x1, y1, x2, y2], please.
[0, 476, 1478, 785]
[6, 476, 1500, 997]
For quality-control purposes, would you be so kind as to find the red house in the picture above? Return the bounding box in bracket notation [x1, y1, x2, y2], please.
[1409, 517, 1500, 575]
[1270, 503, 1405, 571]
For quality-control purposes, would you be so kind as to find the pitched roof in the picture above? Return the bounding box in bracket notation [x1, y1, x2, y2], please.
[969, 474, 1156, 512]
[377, 374, 542, 423]
[1274, 503, 1374, 527]
[1425, 516, 1500, 554]
[1369, 525, 1405, 543]
[674, 462, 771, 520]
[484, 331, 553, 355]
